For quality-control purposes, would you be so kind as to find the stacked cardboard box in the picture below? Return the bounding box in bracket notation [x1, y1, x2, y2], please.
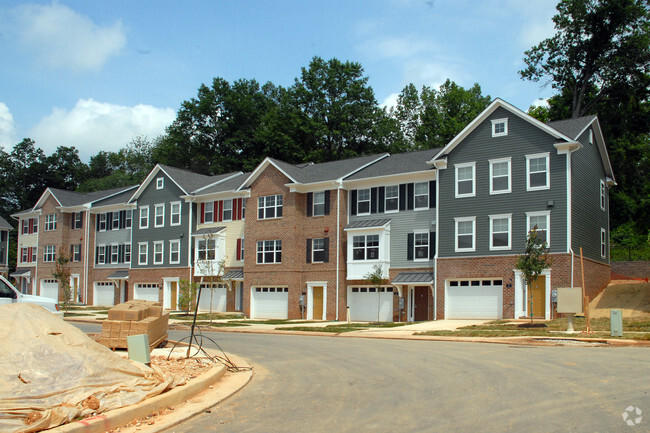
[100, 300, 169, 350]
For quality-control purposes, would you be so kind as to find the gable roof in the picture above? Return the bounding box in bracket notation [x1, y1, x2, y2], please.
[31, 185, 137, 211]
[0, 216, 12, 230]
[345, 148, 441, 181]
[192, 172, 249, 196]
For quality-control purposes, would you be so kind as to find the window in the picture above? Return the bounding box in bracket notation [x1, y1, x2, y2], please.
[312, 238, 326, 263]
[197, 239, 216, 261]
[600, 180, 606, 211]
[138, 242, 148, 265]
[414, 182, 429, 209]
[258, 195, 283, 219]
[313, 192, 325, 217]
[72, 244, 82, 262]
[170, 240, 180, 264]
[455, 163, 476, 198]
[125, 210, 132, 228]
[385, 185, 399, 212]
[22, 220, 28, 235]
[489, 214, 512, 250]
[153, 241, 164, 264]
[601, 228, 607, 258]
[44, 245, 56, 262]
[21, 248, 28, 263]
[589, 129, 594, 145]
[111, 244, 119, 263]
[124, 243, 131, 263]
[491, 118, 508, 137]
[45, 214, 57, 231]
[97, 245, 106, 264]
[526, 153, 550, 190]
[156, 177, 164, 189]
[352, 235, 379, 261]
[73, 212, 83, 229]
[32, 247, 37, 262]
[414, 232, 429, 260]
[357, 189, 370, 215]
[489, 158, 511, 194]
[257, 240, 282, 264]
[527, 211, 550, 246]
[33, 218, 38, 234]
[139, 206, 149, 229]
[98, 214, 107, 231]
[112, 212, 120, 230]
[455, 217, 476, 252]
[170, 202, 181, 226]
[154, 204, 164, 227]
[222, 200, 233, 221]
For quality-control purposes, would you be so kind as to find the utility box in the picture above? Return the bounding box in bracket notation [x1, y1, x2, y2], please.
[610, 309, 623, 337]
[557, 287, 583, 313]
[127, 334, 151, 365]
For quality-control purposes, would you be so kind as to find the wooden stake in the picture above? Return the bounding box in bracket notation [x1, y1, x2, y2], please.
[580, 247, 586, 314]
[584, 295, 592, 333]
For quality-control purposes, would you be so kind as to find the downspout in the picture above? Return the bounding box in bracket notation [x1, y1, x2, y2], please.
[335, 182, 341, 321]
[84, 208, 90, 304]
[433, 172, 439, 321]
[188, 200, 193, 283]
[567, 151, 574, 288]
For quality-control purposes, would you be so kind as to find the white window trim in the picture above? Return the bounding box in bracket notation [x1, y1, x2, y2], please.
[600, 180, 606, 211]
[138, 242, 148, 265]
[125, 210, 132, 228]
[170, 201, 182, 226]
[45, 214, 57, 231]
[491, 118, 508, 137]
[526, 153, 550, 191]
[139, 206, 149, 229]
[169, 239, 181, 264]
[601, 228, 607, 259]
[454, 216, 476, 253]
[313, 192, 325, 217]
[257, 194, 283, 220]
[413, 182, 429, 210]
[384, 185, 399, 214]
[154, 204, 165, 228]
[526, 211, 551, 247]
[111, 243, 119, 263]
[156, 177, 164, 190]
[489, 213, 512, 251]
[99, 214, 107, 232]
[44, 245, 56, 262]
[203, 201, 214, 223]
[111, 212, 120, 230]
[589, 129, 594, 145]
[413, 230, 429, 262]
[312, 238, 325, 263]
[97, 244, 106, 265]
[455, 162, 476, 198]
[489, 157, 512, 195]
[222, 199, 233, 222]
[153, 241, 164, 265]
[357, 189, 371, 216]
[256, 240, 282, 264]
[124, 243, 131, 263]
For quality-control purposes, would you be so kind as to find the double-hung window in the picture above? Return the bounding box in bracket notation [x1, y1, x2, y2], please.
[73, 212, 83, 229]
[197, 239, 216, 261]
[312, 192, 325, 217]
[112, 212, 120, 230]
[156, 177, 164, 189]
[600, 180, 606, 211]
[222, 200, 233, 221]
[44, 245, 56, 262]
[357, 189, 370, 215]
[124, 243, 131, 263]
[526, 211, 550, 246]
[489, 158, 511, 194]
[72, 244, 82, 262]
[138, 242, 148, 265]
[352, 235, 379, 260]
[489, 214, 511, 250]
[98, 214, 107, 231]
[257, 240, 282, 264]
[169, 240, 180, 264]
[97, 245, 106, 264]
[526, 153, 550, 190]
[455, 217, 476, 252]
[153, 241, 164, 264]
[125, 210, 132, 228]
[139, 206, 149, 229]
[414, 182, 429, 209]
[601, 228, 607, 258]
[154, 204, 165, 228]
[170, 202, 181, 226]
[203, 202, 214, 223]
[455, 163, 476, 198]
[258, 195, 283, 219]
[385, 185, 398, 212]
[311, 238, 326, 263]
[45, 214, 57, 231]
[414, 232, 429, 260]
[111, 244, 119, 263]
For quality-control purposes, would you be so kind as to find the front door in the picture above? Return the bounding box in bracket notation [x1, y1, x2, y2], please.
[530, 276, 546, 318]
[414, 286, 429, 321]
[170, 281, 178, 310]
[312, 286, 324, 320]
[70, 275, 80, 303]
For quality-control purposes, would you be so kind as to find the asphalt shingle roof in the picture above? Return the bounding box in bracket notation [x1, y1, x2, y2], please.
[547, 115, 596, 140]
[345, 148, 441, 180]
[193, 172, 249, 195]
[269, 153, 389, 184]
[108, 270, 129, 279]
[0, 216, 12, 230]
[91, 186, 138, 208]
[159, 165, 236, 194]
[49, 185, 136, 207]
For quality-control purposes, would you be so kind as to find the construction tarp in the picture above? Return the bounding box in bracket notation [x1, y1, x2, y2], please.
[0, 303, 180, 432]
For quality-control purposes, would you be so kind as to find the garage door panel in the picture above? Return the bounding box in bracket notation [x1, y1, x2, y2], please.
[348, 288, 393, 322]
[447, 281, 503, 319]
[198, 285, 227, 312]
[40, 280, 59, 301]
[134, 284, 159, 302]
[251, 287, 288, 319]
[94, 282, 115, 306]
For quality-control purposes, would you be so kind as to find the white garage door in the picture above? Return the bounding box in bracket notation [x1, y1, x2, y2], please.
[40, 279, 59, 300]
[446, 280, 503, 319]
[134, 283, 159, 302]
[94, 282, 115, 306]
[348, 287, 394, 322]
[198, 284, 227, 312]
[251, 287, 288, 319]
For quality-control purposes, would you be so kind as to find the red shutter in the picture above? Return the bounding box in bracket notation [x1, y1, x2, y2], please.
[236, 238, 242, 260]
[236, 198, 243, 220]
[217, 201, 223, 222]
[28, 247, 32, 263]
[200, 203, 205, 223]
[29, 219, 34, 234]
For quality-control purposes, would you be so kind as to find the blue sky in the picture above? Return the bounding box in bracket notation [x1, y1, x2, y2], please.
[0, 0, 559, 161]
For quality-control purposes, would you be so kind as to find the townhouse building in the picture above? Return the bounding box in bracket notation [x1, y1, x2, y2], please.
[0, 216, 12, 277]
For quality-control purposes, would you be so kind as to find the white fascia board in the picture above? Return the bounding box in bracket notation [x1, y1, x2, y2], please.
[343, 170, 436, 190]
[288, 180, 338, 193]
[10, 209, 41, 219]
[190, 171, 244, 194]
[238, 158, 298, 191]
[127, 165, 163, 203]
[591, 118, 616, 182]
[33, 188, 61, 210]
[190, 189, 251, 202]
[340, 153, 390, 180]
[553, 141, 583, 154]
[89, 203, 137, 214]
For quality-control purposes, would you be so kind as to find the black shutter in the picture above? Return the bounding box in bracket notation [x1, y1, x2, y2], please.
[71, 213, 75, 229]
[307, 193, 313, 217]
[407, 183, 414, 210]
[106, 247, 111, 264]
[429, 180, 436, 208]
[324, 190, 330, 215]
[79, 212, 84, 229]
[399, 184, 407, 211]
[306, 239, 312, 263]
[350, 190, 358, 216]
[324, 237, 329, 263]
[277, 202, 283, 217]
[407, 233, 414, 261]
[107, 212, 113, 229]
[430, 232, 436, 259]
[119, 244, 125, 263]
[119, 210, 126, 229]
[95, 246, 99, 264]
[96, 215, 100, 231]
[70, 245, 74, 258]
[78, 244, 82, 261]
[378, 187, 385, 213]
[370, 187, 378, 214]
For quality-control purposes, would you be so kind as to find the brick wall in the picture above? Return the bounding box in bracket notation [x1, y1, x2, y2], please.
[612, 261, 650, 279]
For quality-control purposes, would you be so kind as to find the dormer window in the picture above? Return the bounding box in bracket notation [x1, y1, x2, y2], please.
[491, 118, 508, 137]
[156, 177, 164, 190]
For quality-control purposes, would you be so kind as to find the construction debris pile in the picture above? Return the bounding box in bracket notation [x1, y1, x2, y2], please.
[100, 300, 169, 350]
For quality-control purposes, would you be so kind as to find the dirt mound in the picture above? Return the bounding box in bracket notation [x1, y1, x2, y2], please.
[590, 282, 650, 318]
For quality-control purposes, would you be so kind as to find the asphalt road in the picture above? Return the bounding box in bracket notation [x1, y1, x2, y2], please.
[75, 324, 649, 433]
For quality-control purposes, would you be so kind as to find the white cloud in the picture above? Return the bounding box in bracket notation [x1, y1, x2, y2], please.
[358, 35, 433, 60]
[30, 99, 175, 161]
[0, 103, 16, 150]
[14, 3, 126, 72]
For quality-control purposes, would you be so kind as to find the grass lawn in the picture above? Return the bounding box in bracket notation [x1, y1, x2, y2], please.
[190, 321, 251, 327]
[278, 322, 409, 333]
[228, 319, 325, 325]
[171, 312, 245, 321]
[416, 316, 650, 340]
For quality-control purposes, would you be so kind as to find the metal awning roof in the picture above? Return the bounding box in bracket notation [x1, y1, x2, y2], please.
[344, 219, 391, 230]
[222, 270, 243, 280]
[392, 272, 434, 285]
[107, 270, 129, 280]
[192, 226, 226, 236]
[10, 269, 31, 278]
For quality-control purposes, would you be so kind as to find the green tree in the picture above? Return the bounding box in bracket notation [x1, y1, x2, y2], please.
[52, 247, 72, 313]
[516, 227, 552, 323]
[44, 146, 88, 191]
